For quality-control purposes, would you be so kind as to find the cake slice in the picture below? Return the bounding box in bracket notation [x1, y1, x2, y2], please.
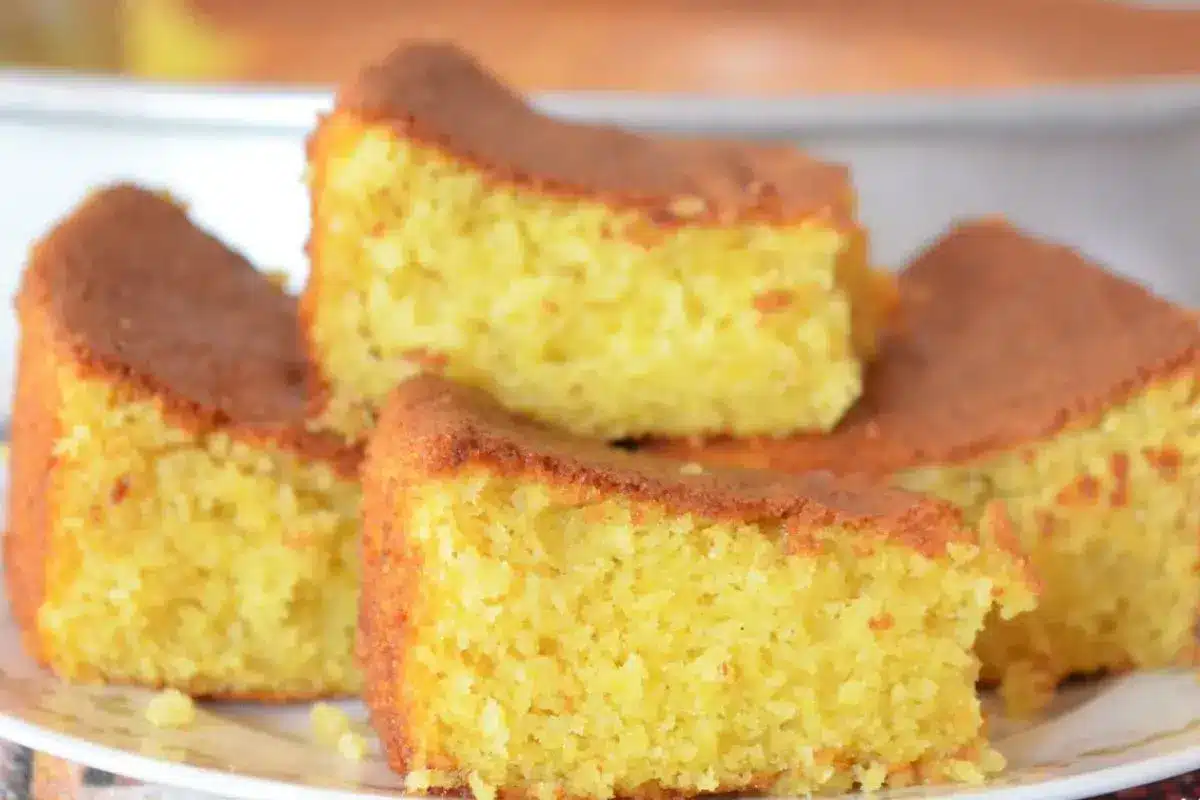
[6, 185, 362, 698]
[360, 375, 1036, 798]
[303, 41, 896, 443]
[651, 219, 1200, 713]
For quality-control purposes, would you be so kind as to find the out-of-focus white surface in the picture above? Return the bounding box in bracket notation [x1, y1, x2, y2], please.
[0, 77, 1198, 412]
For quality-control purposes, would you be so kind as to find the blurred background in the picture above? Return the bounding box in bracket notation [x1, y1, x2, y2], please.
[2, 0, 1199, 94]
[1, 0, 1198, 404]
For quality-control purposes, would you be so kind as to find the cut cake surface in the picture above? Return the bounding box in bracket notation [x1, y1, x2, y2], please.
[7, 185, 362, 698]
[652, 219, 1200, 712]
[303, 40, 896, 443]
[359, 375, 1036, 798]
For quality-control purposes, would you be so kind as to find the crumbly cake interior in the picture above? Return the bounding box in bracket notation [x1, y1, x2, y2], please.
[643, 218, 1200, 712]
[36, 347, 361, 697]
[895, 372, 1200, 711]
[306, 116, 884, 442]
[367, 469, 1034, 798]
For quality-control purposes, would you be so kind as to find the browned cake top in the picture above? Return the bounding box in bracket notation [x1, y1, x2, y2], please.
[337, 41, 852, 222]
[658, 219, 1200, 474]
[20, 185, 356, 471]
[373, 375, 1004, 558]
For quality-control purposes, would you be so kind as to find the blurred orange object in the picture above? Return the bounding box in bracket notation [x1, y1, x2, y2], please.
[44, 0, 1200, 93]
[0, 0, 120, 72]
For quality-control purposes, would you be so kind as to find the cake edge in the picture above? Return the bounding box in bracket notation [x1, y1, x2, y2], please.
[299, 110, 897, 440]
[357, 376, 1038, 791]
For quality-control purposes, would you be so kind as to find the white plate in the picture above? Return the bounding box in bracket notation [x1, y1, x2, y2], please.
[0, 469, 1199, 800]
[1, 72, 1200, 800]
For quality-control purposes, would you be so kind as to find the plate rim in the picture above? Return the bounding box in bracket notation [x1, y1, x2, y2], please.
[0, 708, 398, 800]
[0, 691, 1199, 800]
[1, 69, 1198, 137]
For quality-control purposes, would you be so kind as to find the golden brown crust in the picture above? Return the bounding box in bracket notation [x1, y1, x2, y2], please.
[336, 41, 854, 225]
[18, 184, 360, 477]
[360, 408, 425, 775]
[649, 219, 1200, 474]
[371, 374, 1006, 559]
[6, 302, 61, 667]
[300, 116, 341, 427]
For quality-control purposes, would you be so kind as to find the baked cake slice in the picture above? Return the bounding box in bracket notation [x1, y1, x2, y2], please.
[6, 185, 362, 698]
[303, 41, 896, 443]
[359, 375, 1036, 798]
[651, 219, 1200, 713]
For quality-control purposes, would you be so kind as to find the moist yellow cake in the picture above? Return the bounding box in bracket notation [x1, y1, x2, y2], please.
[6, 185, 362, 699]
[651, 219, 1200, 714]
[359, 375, 1036, 798]
[303, 41, 896, 443]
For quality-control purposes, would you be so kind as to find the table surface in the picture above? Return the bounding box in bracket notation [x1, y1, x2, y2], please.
[0, 743, 1194, 800]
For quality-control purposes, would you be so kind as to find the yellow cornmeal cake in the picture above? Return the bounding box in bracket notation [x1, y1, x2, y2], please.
[360, 376, 1037, 798]
[6, 185, 362, 699]
[303, 41, 896, 443]
[651, 219, 1200, 714]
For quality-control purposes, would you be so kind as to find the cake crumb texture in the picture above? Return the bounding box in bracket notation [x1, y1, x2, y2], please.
[145, 688, 197, 729]
[311, 702, 369, 761]
[6, 185, 363, 699]
[651, 220, 1200, 706]
[311, 702, 352, 746]
[303, 41, 896, 442]
[907, 370, 1200, 700]
[358, 377, 1036, 798]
